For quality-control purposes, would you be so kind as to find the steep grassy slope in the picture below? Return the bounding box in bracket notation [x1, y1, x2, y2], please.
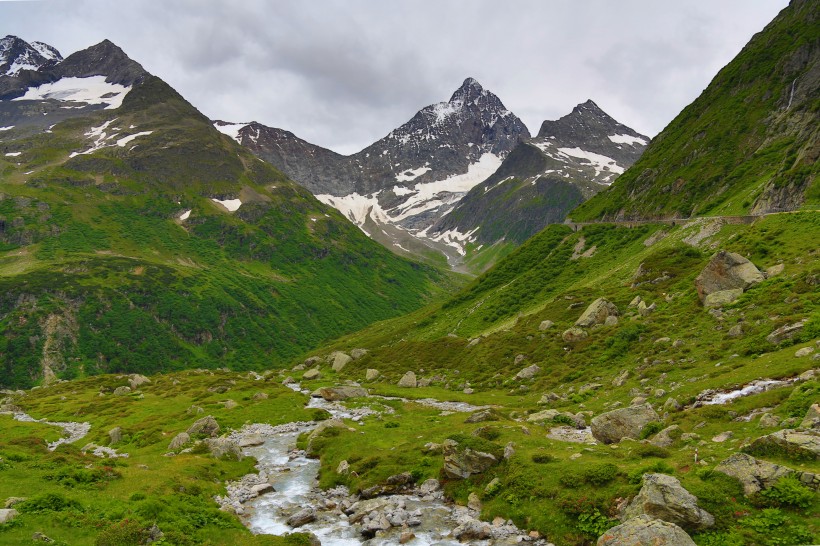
[299, 212, 819, 545]
[572, 0, 819, 221]
[0, 73, 455, 389]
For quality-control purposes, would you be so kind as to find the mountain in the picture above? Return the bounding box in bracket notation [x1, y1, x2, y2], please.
[0, 35, 62, 77]
[571, 0, 819, 221]
[429, 100, 647, 259]
[221, 84, 646, 271]
[216, 78, 530, 268]
[0, 38, 451, 389]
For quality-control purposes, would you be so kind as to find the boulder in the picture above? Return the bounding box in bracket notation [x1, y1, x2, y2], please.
[398, 371, 417, 388]
[302, 368, 321, 380]
[663, 398, 682, 412]
[329, 351, 352, 372]
[629, 296, 642, 307]
[612, 369, 630, 387]
[515, 364, 541, 380]
[714, 453, 795, 495]
[765, 263, 784, 277]
[223, 399, 238, 409]
[113, 386, 131, 396]
[303, 356, 322, 367]
[604, 315, 619, 327]
[467, 492, 482, 511]
[442, 439, 497, 479]
[562, 327, 588, 342]
[168, 432, 190, 450]
[695, 250, 764, 302]
[128, 374, 151, 390]
[453, 518, 492, 540]
[252, 391, 269, 400]
[623, 473, 714, 530]
[337, 460, 349, 474]
[287, 508, 316, 528]
[238, 434, 265, 448]
[318, 386, 368, 401]
[108, 426, 123, 445]
[727, 324, 743, 338]
[746, 429, 820, 460]
[250, 483, 275, 496]
[575, 297, 619, 327]
[759, 413, 781, 428]
[650, 425, 681, 448]
[801, 404, 820, 430]
[795, 346, 815, 358]
[598, 514, 695, 546]
[703, 289, 744, 308]
[0, 509, 18, 524]
[538, 320, 554, 331]
[365, 368, 380, 381]
[419, 478, 441, 495]
[591, 405, 660, 444]
[205, 437, 242, 460]
[465, 409, 501, 423]
[350, 348, 369, 360]
[767, 320, 807, 344]
[3, 498, 25, 509]
[637, 301, 656, 316]
[187, 415, 220, 437]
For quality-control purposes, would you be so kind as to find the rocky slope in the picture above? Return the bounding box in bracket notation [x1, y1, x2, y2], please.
[0, 39, 450, 389]
[0, 35, 62, 77]
[572, 0, 819, 221]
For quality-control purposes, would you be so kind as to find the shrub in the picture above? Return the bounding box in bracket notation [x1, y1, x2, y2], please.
[628, 462, 675, 484]
[18, 493, 82, 513]
[639, 421, 665, 440]
[531, 453, 557, 464]
[95, 519, 148, 546]
[756, 475, 815, 509]
[633, 443, 670, 459]
[552, 414, 576, 426]
[577, 508, 613, 539]
[583, 463, 619, 486]
[384, 421, 400, 429]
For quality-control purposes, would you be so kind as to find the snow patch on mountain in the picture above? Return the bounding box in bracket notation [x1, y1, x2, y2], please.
[116, 131, 152, 147]
[395, 166, 431, 182]
[13, 76, 131, 109]
[211, 198, 242, 212]
[557, 147, 624, 179]
[214, 121, 249, 143]
[608, 134, 648, 146]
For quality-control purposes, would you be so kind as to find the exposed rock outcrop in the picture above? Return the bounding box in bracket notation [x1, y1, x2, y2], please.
[575, 298, 619, 327]
[591, 405, 660, 444]
[623, 473, 714, 530]
[695, 251, 764, 303]
[442, 439, 497, 479]
[598, 514, 695, 546]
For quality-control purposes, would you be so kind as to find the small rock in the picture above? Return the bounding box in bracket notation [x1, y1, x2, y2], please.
[337, 460, 350, 474]
[187, 416, 220, 437]
[712, 431, 733, 443]
[287, 508, 316, 528]
[252, 391, 269, 400]
[575, 297, 619, 327]
[598, 514, 696, 546]
[250, 483, 275, 496]
[562, 327, 588, 342]
[663, 397, 682, 412]
[467, 492, 482, 511]
[113, 386, 131, 396]
[758, 413, 781, 428]
[365, 368, 380, 381]
[238, 434, 265, 448]
[800, 404, 820, 430]
[795, 347, 815, 358]
[329, 351, 352, 372]
[703, 289, 743, 308]
[350, 348, 368, 360]
[398, 371, 417, 388]
[302, 368, 321, 380]
[223, 399, 238, 410]
[108, 426, 123, 445]
[515, 364, 541, 380]
[765, 264, 784, 278]
[400, 531, 416, 544]
[612, 369, 630, 387]
[538, 320, 554, 331]
[727, 324, 743, 338]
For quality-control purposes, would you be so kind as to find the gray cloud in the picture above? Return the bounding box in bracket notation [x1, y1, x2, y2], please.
[1, 0, 789, 154]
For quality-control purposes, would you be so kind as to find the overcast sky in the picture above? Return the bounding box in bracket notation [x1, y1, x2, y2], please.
[2, 0, 789, 154]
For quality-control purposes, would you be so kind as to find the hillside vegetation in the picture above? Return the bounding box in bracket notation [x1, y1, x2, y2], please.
[572, 0, 818, 221]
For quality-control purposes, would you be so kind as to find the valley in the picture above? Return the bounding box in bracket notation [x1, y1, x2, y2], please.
[0, 0, 818, 545]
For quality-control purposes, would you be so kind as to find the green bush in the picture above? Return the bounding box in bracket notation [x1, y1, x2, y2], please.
[583, 463, 619, 486]
[18, 492, 82, 513]
[756, 475, 815, 509]
[577, 508, 614, 539]
[633, 443, 670, 458]
[95, 519, 148, 546]
[531, 453, 557, 464]
[640, 421, 665, 440]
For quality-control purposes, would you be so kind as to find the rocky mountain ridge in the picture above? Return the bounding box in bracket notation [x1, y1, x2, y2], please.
[0, 35, 62, 77]
[220, 87, 646, 270]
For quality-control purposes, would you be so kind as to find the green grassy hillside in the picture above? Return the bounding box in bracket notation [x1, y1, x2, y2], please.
[0, 75, 455, 389]
[571, 0, 818, 221]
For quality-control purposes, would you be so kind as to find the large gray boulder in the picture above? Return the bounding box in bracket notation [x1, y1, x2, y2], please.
[598, 515, 695, 546]
[623, 473, 714, 530]
[515, 364, 541, 380]
[0, 509, 18, 524]
[695, 250, 763, 302]
[318, 386, 368, 401]
[801, 404, 820, 430]
[329, 351, 352, 372]
[746, 429, 820, 460]
[168, 432, 190, 450]
[442, 439, 497, 479]
[767, 320, 807, 344]
[287, 508, 316, 527]
[302, 368, 321, 380]
[187, 415, 220, 437]
[128, 374, 151, 390]
[562, 327, 589, 342]
[591, 405, 660, 444]
[397, 371, 417, 388]
[205, 437, 242, 460]
[703, 289, 744, 308]
[714, 453, 795, 495]
[576, 298, 619, 328]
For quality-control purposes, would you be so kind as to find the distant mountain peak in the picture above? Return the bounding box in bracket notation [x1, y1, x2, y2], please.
[0, 35, 63, 76]
[450, 76, 489, 103]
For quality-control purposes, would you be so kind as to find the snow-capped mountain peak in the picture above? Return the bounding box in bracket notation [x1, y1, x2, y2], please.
[0, 35, 63, 77]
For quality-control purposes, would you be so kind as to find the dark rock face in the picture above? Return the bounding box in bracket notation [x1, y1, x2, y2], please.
[0, 38, 148, 101]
